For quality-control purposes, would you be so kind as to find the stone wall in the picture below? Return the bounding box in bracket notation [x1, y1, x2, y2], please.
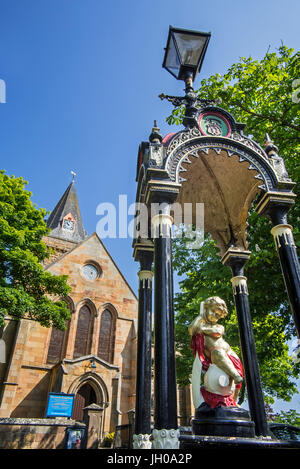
[42, 236, 77, 266]
[0, 418, 85, 449]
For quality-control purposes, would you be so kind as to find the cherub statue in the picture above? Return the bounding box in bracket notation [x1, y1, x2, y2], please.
[189, 296, 243, 409]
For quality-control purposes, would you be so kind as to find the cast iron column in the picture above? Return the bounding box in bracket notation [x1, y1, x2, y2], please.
[222, 249, 269, 437]
[256, 193, 300, 339]
[133, 245, 153, 449]
[271, 223, 300, 335]
[152, 205, 179, 449]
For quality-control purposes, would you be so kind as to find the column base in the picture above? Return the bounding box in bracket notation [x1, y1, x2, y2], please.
[192, 403, 255, 438]
[179, 435, 300, 450]
[152, 429, 180, 449]
[133, 433, 152, 449]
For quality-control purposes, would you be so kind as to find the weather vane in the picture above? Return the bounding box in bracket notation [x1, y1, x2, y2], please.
[71, 170, 76, 181]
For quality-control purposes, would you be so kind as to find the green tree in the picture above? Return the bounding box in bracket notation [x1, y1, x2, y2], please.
[171, 46, 300, 405]
[0, 171, 71, 330]
[273, 409, 300, 427]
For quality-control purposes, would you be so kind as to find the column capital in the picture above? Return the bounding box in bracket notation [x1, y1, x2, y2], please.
[133, 241, 154, 265]
[151, 213, 173, 239]
[138, 270, 154, 288]
[256, 191, 296, 225]
[231, 276, 249, 295]
[221, 249, 251, 276]
[138, 270, 154, 279]
[145, 180, 180, 206]
[270, 224, 295, 249]
[151, 213, 173, 227]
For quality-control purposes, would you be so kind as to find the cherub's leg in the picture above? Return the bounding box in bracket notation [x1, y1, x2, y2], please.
[211, 349, 243, 384]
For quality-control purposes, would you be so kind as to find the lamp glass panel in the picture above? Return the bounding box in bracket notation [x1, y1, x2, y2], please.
[165, 34, 181, 77]
[173, 32, 206, 66]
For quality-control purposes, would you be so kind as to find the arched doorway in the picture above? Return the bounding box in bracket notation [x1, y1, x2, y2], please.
[73, 382, 98, 421]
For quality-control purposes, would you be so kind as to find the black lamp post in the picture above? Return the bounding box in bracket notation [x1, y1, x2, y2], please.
[148, 27, 212, 449]
[160, 26, 212, 128]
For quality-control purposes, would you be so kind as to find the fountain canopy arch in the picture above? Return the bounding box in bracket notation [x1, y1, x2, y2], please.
[135, 106, 295, 255]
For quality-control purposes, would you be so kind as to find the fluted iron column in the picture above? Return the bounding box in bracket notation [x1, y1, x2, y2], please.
[152, 208, 179, 449]
[256, 192, 300, 339]
[271, 224, 300, 337]
[133, 245, 153, 449]
[222, 249, 268, 437]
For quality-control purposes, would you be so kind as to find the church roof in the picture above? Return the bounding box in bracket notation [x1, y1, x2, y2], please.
[46, 180, 87, 243]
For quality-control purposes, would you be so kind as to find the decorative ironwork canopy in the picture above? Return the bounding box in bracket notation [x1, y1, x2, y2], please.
[135, 106, 294, 255]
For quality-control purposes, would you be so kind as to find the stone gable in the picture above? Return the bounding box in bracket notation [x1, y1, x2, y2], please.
[45, 232, 137, 321]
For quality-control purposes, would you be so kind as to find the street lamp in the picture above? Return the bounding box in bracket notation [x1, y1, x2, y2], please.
[160, 26, 213, 128]
[162, 26, 211, 84]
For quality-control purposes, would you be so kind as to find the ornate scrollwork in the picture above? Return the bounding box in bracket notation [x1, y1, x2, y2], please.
[159, 92, 215, 109]
[269, 155, 291, 182]
[164, 134, 281, 191]
[166, 128, 202, 156]
[230, 132, 267, 159]
[264, 133, 292, 183]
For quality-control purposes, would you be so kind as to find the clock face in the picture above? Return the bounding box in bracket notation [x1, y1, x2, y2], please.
[63, 219, 75, 231]
[82, 264, 98, 281]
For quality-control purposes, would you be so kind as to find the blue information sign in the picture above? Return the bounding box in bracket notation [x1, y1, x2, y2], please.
[46, 392, 75, 418]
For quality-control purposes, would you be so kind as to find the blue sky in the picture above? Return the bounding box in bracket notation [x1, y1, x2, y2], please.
[0, 0, 299, 411]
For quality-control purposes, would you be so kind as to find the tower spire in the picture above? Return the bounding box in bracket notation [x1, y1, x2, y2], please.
[46, 178, 86, 243]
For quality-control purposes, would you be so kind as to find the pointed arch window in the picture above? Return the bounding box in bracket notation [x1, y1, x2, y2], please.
[73, 305, 93, 358]
[98, 309, 115, 363]
[47, 320, 70, 364]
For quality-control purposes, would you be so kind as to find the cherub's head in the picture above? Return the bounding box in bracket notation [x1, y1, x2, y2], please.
[203, 296, 228, 323]
[188, 296, 228, 335]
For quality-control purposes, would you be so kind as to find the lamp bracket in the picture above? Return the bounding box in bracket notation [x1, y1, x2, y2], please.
[159, 92, 217, 129]
[159, 92, 215, 110]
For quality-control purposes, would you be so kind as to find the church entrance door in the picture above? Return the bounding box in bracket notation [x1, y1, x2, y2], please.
[72, 383, 97, 421]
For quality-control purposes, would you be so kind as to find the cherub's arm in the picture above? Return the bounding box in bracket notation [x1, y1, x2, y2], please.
[189, 317, 224, 337]
[188, 315, 203, 336]
[199, 323, 224, 338]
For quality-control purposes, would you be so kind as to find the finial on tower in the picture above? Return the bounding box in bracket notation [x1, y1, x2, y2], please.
[71, 170, 76, 181]
[265, 133, 278, 157]
[149, 120, 163, 144]
[265, 133, 273, 145]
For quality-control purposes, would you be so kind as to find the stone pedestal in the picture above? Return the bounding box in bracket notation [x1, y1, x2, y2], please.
[83, 404, 103, 449]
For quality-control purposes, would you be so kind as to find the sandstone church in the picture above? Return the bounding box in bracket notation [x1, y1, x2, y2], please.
[0, 180, 138, 438]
